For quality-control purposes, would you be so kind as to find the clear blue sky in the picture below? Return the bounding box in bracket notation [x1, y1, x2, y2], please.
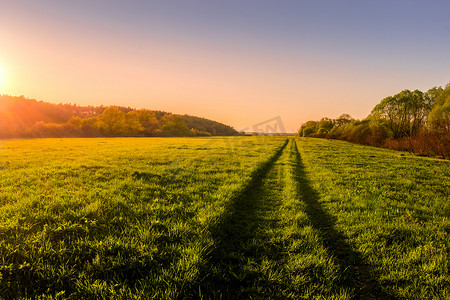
[1, 0, 449, 131]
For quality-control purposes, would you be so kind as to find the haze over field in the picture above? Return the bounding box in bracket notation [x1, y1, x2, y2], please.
[1, 0, 450, 131]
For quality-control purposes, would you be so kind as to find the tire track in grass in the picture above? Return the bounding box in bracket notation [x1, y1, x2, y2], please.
[182, 139, 347, 299]
[179, 139, 289, 298]
[182, 138, 392, 299]
[293, 140, 394, 299]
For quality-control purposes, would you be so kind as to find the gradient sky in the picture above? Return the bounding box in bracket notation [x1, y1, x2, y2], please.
[1, 0, 449, 132]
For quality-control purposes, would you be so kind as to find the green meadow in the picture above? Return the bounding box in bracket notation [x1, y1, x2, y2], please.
[0, 137, 449, 299]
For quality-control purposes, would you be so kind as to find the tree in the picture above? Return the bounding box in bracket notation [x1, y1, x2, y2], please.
[409, 89, 427, 134]
[317, 117, 334, 133]
[428, 96, 450, 133]
[370, 90, 427, 138]
[427, 83, 450, 133]
[124, 111, 145, 136]
[424, 86, 444, 111]
[160, 114, 192, 136]
[128, 110, 159, 136]
[81, 118, 99, 137]
[298, 121, 318, 137]
[95, 107, 126, 136]
[67, 116, 82, 129]
[335, 114, 353, 126]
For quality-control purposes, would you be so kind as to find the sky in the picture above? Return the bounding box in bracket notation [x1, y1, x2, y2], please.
[1, 0, 449, 132]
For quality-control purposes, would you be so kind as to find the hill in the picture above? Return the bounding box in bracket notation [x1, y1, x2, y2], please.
[0, 95, 238, 138]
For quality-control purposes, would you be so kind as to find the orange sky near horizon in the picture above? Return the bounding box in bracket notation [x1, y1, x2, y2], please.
[1, 1, 449, 132]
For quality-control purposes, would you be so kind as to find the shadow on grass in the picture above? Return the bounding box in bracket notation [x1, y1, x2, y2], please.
[292, 142, 395, 299]
[179, 139, 289, 299]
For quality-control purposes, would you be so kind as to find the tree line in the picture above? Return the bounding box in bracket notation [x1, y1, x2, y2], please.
[298, 82, 450, 158]
[0, 95, 238, 138]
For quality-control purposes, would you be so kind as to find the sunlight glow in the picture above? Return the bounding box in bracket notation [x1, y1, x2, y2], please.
[0, 67, 4, 89]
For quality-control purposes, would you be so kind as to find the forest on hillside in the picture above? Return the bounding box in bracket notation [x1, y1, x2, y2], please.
[298, 82, 450, 158]
[0, 95, 238, 138]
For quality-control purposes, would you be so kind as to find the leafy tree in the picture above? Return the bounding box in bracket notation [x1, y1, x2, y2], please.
[191, 128, 212, 136]
[348, 120, 371, 144]
[80, 118, 99, 137]
[298, 121, 318, 137]
[0, 95, 238, 138]
[128, 110, 159, 136]
[424, 86, 444, 110]
[428, 96, 450, 133]
[67, 116, 83, 129]
[124, 111, 145, 136]
[160, 114, 192, 137]
[427, 83, 450, 132]
[95, 107, 127, 136]
[317, 117, 334, 133]
[335, 114, 353, 126]
[183, 115, 237, 136]
[370, 90, 427, 138]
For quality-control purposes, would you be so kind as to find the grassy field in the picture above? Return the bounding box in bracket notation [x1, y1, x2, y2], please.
[0, 137, 449, 299]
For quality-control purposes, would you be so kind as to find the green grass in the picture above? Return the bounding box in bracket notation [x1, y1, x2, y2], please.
[0, 137, 285, 299]
[295, 138, 450, 299]
[0, 137, 448, 299]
